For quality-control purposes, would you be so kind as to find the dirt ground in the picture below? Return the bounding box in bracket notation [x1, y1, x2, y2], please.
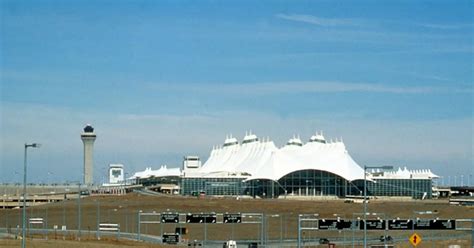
[0, 236, 471, 248]
[0, 238, 177, 248]
[1, 193, 473, 245]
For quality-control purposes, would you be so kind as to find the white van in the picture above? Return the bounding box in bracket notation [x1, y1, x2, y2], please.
[223, 240, 237, 248]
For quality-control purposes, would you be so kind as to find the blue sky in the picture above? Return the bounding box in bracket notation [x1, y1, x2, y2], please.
[1, 0, 473, 184]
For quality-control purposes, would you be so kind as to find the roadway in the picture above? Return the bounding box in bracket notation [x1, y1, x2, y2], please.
[0, 227, 472, 247]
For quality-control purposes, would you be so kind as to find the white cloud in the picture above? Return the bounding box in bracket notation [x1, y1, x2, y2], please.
[149, 81, 472, 95]
[276, 13, 474, 31]
[275, 14, 362, 27]
[416, 23, 474, 30]
[1, 102, 472, 183]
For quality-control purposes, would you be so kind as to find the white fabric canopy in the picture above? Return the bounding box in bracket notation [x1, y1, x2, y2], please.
[198, 137, 366, 182]
[130, 165, 181, 179]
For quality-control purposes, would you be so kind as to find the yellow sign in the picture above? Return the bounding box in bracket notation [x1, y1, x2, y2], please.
[409, 233, 422, 246]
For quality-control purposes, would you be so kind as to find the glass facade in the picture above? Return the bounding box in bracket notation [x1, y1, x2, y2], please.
[137, 176, 180, 187]
[244, 170, 362, 198]
[181, 177, 245, 196]
[180, 170, 434, 199]
[368, 179, 432, 199]
[279, 170, 351, 197]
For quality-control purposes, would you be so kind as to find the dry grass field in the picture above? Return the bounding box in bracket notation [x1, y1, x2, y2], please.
[0, 238, 471, 248]
[1, 193, 473, 246]
[0, 238, 178, 248]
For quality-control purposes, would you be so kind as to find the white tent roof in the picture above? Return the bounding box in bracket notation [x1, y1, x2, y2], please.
[130, 165, 181, 179]
[369, 167, 439, 180]
[195, 133, 366, 182]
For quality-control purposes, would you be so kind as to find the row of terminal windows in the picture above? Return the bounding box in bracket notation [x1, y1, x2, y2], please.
[184, 157, 200, 161]
[223, 141, 239, 147]
[241, 138, 259, 144]
[366, 179, 432, 199]
[181, 177, 245, 196]
[179, 170, 433, 199]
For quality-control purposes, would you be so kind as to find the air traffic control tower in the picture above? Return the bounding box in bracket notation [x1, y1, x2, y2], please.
[81, 124, 96, 185]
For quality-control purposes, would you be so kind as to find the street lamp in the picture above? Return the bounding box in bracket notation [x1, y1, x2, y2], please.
[333, 213, 347, 246]
[124, 172, 129, 186]
[47, 171, 53, 185]
[22, 143, 41, 248]
[77, 182, 82, 241]
[363, 165, 393, 248]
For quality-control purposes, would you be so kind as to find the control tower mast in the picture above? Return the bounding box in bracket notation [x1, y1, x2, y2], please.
[81, 124, 96, 185]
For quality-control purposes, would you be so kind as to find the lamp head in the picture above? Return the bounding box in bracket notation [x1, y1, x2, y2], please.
[25, 143, 41, 148]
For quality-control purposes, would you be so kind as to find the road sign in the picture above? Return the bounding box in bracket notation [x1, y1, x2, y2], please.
[336, 220, 353, 230]
[360, 220, 386, 230]
[318, 219, 338, 229]
[413, 219, 431, 230]
[318, 219, 352, 230]
[414, 219, 456, 230]
[99, 223, 120, 231]
[161, 212, 179, 223]
[29, 218, 44, 224]
[223, 213, 242, 223]
[388, 219, 413, 230]
[409, 233, 422, 246]
[431, 219, 455, 229]
[186, 213, 217, 223]
[162, 233, 179, 244]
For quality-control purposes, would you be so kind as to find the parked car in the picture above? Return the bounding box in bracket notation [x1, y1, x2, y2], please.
[319, 238, 330, 244]
[188, 240, 202, 247]
[247, 242, 258, 248]
[380, 235, 393, 242]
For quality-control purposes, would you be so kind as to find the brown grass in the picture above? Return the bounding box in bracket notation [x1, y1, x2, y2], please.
[1, 194, 473, 245]
[0, 238, 178, 248]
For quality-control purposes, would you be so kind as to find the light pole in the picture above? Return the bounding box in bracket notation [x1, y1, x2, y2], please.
[413, 210, 438, 248]
[333, 213, 346, 247]
[96, 199, 100, 240]
[124, 172, 129, 186]
[77, 183, 82, 241]
[22, 143, 41, 248]
[137, 210, 142, 241]
[47, 171, 53, 185]
[363, 165, 393, 248]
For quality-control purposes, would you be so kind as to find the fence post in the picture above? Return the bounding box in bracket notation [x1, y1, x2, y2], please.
[471, 218, 474, 248]
[297, 214, 301, 248]
[137, 211, 141, 241]
[261, 213, 264, 246]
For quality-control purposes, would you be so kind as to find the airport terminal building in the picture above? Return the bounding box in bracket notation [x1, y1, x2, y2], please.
[131, 132, 438, 199]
